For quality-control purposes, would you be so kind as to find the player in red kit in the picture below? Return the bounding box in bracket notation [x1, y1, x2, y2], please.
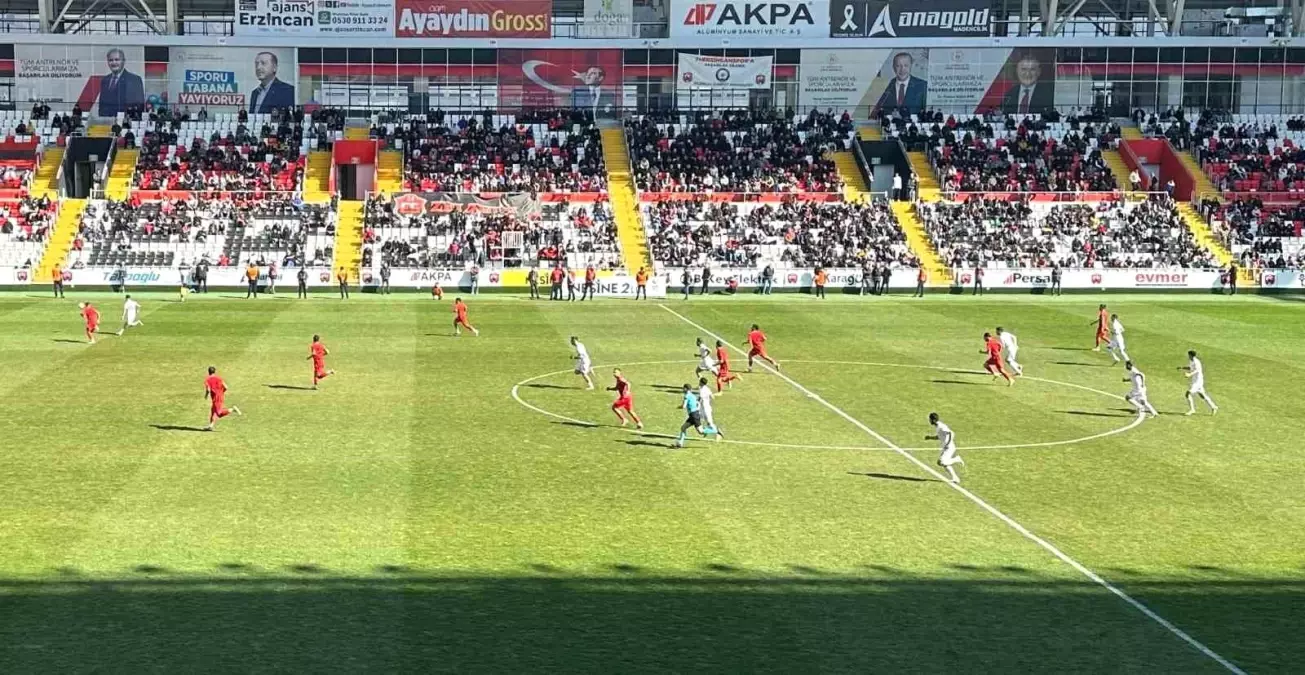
[714, 340, 741, 391]
[746, 324, 780, 372]
[453, 297, 479, 336]
[607, 368, 643, 428]
[78, 302, 100, 344]
[308, 334, 336, 389]
[982, 332, 1014, 386]
[1091, 304, 1109, 350]
[204, 366, 242, 431]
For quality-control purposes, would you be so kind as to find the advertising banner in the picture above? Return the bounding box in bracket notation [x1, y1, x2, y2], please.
[798, 49, 892, 113]
[4, 267, 31, 285]
[394, 0, 552, 37]
[829, 0, 990, 38]
[581, 0, 635, 37]
[1260, 270, 1305, 289]
[677, 54, 772, 90]
[953, 268, 1225, 290]
[15, 45, 149, 115]
[392, 192, 542, 219]
[235, 0, 392, 37]
[170, 47, 299, 112]
[670, 0, 828, 39]
[927, 47, 1056, 114]
[497, 49, 623, 116]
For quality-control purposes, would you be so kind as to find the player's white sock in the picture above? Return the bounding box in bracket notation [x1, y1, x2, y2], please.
[945, 466, 960, 483]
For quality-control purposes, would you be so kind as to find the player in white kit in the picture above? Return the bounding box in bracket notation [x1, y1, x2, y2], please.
[697, 377, 724, 440]
[570, 336, 595, 390]
[1106, 314, 1130, 364]
[926, 412, 963, 484]
[694, 338, 719, 377]
[1180, 350, 1218, 415]
[1123, 361, 1158, 418]
[116, 294, 142, 336]
[995, 326, 1022, 376]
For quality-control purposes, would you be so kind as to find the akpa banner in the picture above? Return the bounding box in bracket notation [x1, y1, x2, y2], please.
[678, 54, 773, 89]
[670, 0, 828, 39]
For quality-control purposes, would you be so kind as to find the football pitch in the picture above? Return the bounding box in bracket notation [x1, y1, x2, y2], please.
[1, 290, 1302, 673]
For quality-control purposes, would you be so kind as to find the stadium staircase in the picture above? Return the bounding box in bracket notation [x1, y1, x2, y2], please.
[31, 147, 63, 199]
[104, 148, 138, 201]
[832, 151, 870, 204]
[376, 150, 403, 196]
[344, 127, 370, 141]
[1119, 123, 1145, 141]
[33, 199, 85, 283]
[331, 200, 364, 283]
[303, 150, 332, 204]
[1177, 150, 1221, 201]
[599, 126, 652, 272]
[87, 124, 113, 138]
[1176, 202, 1255, 285]
[891, 201, 952, 286]
[857, 123, 883, 141]
[906, 151, 941, 202]
[1102, 149, 1135, 194]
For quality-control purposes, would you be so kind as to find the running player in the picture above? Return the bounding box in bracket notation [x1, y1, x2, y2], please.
[571, 336, 595, 390]
[995, 326, 1023, 376]
[1180, 350, 1218, 415]
[607, 368, 643, 428]
[746, 324, 780, 372]
[926, 412, 964, 484]
[674, 383, 711, 447]
[204, 366, 242, 431]
[982, 332, 1014, 385]
[694, 337, 719, 377]
[78, 302, 100, 344]
[714, 340, 741, 391]
[308, 334, 336, 389]
[1123, 361, 1158, 418]
[1106, 313, 1130, 364]
[452, 297, 478, 336]
[1090, 304, 1109, 351]
[116, 294, 143, 336]
[697, 377, 723, 440]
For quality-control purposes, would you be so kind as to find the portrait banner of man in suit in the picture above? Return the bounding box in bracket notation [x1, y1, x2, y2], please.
[874, 49, 929, 116]
[13, 45, 145, 114]
[171, 47, 297, 112]
[498, 48, 623, 117]
[999, 48, 1056, 116]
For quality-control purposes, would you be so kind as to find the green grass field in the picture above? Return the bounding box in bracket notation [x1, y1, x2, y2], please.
[1, 290, 1302, 673]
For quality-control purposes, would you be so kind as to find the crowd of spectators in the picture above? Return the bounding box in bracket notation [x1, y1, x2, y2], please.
[0, 196, 55, 242]
[133, 107, 305, 192]
[643, 198, 910, 269]
[362, 193, 619, 269]
[1214, 197, 1305, 268]
[373, 109, 606, 193]
[919, 194, 1216, 269]
[901, 112, 1121, 193]
[1142, 109, 1305, 193]
[626, 109, 852, 193]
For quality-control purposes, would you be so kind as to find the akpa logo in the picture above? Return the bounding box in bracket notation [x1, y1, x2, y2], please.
[683, 2, 717, 25]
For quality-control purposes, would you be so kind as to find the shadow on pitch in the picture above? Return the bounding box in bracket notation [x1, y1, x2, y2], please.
[266, 384, 316, 391]
[1050, 361, 1107, 367]
[847, 471, 934, 483]
[930, 379, 987, 386]
[51, 338, 86, 344]
[625, 439, 673, 449]
[150, 424, 209, 433]
[1058, 410, 1133, 418]
[649, 384, 685, 393]
[1049, 347, 1094, 352]
[524, 383, 571, 390]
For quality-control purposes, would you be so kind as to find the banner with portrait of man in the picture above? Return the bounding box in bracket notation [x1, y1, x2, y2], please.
[14, 45, 149, 116]
[167, 47, 299, 112]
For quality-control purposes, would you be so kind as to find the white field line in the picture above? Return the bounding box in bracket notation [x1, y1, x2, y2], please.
[657, 304, 1245, 675]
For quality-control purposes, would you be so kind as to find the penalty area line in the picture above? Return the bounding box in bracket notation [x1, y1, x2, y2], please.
[656, 303, 1245, 675]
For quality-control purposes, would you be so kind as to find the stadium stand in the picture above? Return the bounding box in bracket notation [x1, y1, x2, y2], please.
[362, 193, 621, 271]
[641, 197, 911, 269]
[625, 110, 853, 193]
[917, 194, 1217, 269]
[1213, 196, 1305, 268]
[0, 196, 56, 269]
[132, 110, 309, 193]
[367, 109, 607, 193]
[886, 111, 1121, 193]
